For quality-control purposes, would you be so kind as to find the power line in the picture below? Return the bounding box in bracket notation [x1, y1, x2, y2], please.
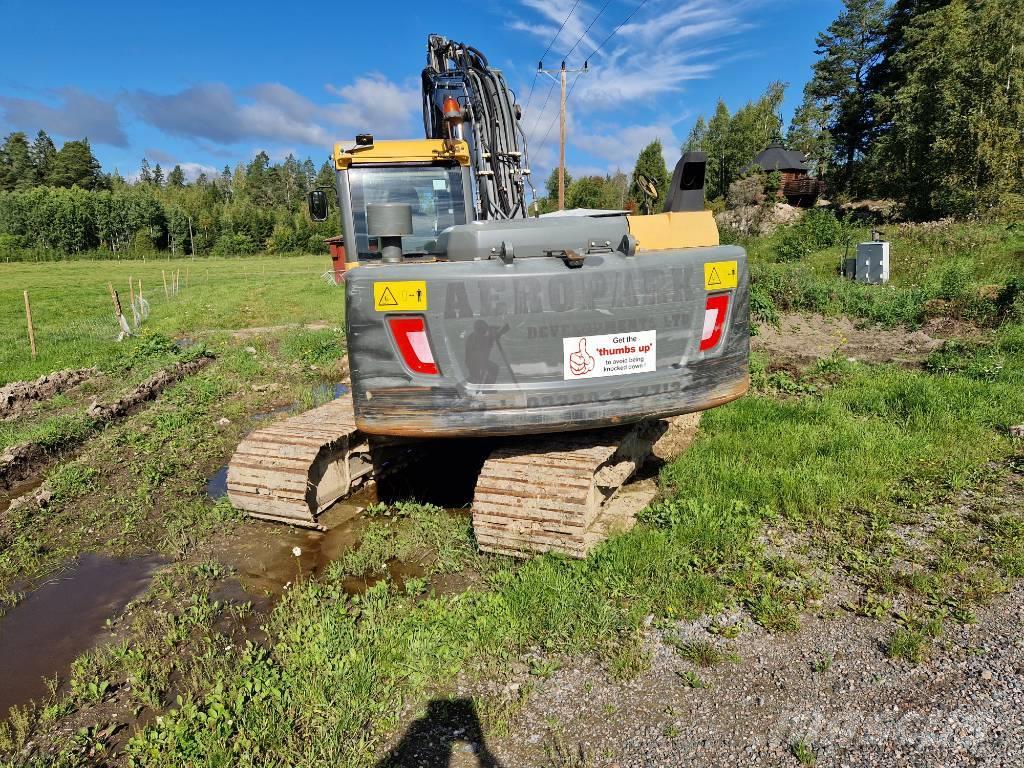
[523, 71, 540, 111]
[526, 79, 557, 144]
[537, 70, 583, 150]
[564, 0, 613, 62]
[535, 0, 651, 147]
[538, 0, 584, 65]
[588, 0, 651, 59]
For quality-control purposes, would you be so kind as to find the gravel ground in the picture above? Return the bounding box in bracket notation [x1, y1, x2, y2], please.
[477, 583, 1024, 768]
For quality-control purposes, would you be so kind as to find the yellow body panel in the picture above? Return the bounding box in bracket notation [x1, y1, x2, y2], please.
[626, 210, 720, 251]
[334, 139, 471, 170]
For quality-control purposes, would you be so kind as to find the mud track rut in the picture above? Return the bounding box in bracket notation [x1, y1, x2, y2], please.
[0, 357, 212, 493]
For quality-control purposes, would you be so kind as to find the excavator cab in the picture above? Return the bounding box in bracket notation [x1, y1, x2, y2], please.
[331, 138, 475, 260]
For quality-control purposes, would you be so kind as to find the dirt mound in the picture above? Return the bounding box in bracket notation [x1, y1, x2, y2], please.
[0, 368, 97, 421]
[716, 203, 803, 236]
[752, 313, 944, 369]
[0, 356, 212, 491]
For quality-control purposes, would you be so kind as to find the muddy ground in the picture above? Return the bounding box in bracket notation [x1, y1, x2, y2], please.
[0, 312, 1020, 767]
[751, 312, 954, 369]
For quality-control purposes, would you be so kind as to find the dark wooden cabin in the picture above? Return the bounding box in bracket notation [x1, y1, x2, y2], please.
[744, 143, 825, 206]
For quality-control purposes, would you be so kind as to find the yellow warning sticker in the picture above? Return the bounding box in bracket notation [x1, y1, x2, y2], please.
[373, 280, 428, 312]
[704, 260, 738, 291]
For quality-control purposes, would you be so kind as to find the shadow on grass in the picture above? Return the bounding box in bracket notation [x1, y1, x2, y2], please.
[375, 698, 504, 768]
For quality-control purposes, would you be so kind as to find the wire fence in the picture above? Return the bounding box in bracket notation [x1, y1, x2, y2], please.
[3, 258, 342, 378]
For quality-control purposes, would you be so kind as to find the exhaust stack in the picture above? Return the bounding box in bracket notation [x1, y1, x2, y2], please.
[366, 203, 413, 263]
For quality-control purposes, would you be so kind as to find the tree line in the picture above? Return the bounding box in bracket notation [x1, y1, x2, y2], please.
[0, 131, 337, 259]
[2, 0, 1019, 261]
[681, 0, 1021, 219]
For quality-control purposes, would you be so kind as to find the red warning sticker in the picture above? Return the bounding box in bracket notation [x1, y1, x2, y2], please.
[562, 331, 656, 380]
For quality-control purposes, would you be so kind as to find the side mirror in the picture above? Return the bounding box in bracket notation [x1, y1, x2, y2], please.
[307, 189, 329, 222]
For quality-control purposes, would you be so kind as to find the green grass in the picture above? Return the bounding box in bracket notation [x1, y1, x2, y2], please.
[746, 220, 1024, 327]
[0, 253, 341, 384]
[3, 229, 1024, 766]
[114, 331, 1024, 766]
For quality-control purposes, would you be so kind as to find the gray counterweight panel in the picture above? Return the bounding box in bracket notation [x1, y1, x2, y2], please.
[345, 244, 749, 436]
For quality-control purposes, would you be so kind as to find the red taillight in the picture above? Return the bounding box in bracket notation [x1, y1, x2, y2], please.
[387, 316, 438, 375]
[700, 294, 730, 351]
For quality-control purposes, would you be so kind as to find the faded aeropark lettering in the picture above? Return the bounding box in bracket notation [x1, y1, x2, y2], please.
[443, 266, 690, 319]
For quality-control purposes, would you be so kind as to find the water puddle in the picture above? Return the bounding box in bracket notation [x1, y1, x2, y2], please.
[206, 465, 229, 500]
[341, 558, 427, 595]
[309, 381, 349, 403]
[0, 475, 46, 514]
[215, 437, 487, 605]
[0, 554, 164, 717]
[224, 486, 378, 596]
[252, 403, 297, 422]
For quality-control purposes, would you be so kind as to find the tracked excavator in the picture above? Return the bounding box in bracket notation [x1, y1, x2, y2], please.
[227, 35, 749, 557]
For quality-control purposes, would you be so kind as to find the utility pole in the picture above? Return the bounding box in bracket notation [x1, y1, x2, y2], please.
[538, 60, 588, 210]
[559, 63, 566, 209]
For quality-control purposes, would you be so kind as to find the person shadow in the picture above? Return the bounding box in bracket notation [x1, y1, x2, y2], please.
[374, 698, 505, 768]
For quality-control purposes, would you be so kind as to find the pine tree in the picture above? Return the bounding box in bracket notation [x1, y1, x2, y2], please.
[787, 99, 834, 178]
[803, 0, 889, 193]
[152, 163, 165, 187]
[48, 139, 102, 189]
[139, 158, 153, 185]
[167, 165, 186, 188]
[30, 130, 57, 185]
[0, 132, 37, 191]
[872, 0, 1024, 216]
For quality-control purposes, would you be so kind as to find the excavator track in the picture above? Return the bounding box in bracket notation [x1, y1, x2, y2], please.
[472, 420, 667, 558]
[227, 397, 374, 529]
[228, 393, 679, 557]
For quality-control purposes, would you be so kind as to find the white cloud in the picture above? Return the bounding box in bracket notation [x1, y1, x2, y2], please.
[178, 162, 218, 181]
[0, 87, 127, 147]
[324, 74, 421, 136]
[127, 75, 420, 149]
[510, 0, 600, 64]
[510, 0, 759, 173]
[574, 121, 684, 172]
[124, 160, 217, 184]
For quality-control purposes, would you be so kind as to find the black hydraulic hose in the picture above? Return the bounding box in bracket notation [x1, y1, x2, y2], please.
[423, 34, 528, 219]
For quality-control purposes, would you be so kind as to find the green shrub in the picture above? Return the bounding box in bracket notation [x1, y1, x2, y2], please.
[749, 280, 780, 326]
[801, 209, 847, 249]
[773, 209, 848, 262]
[935, 260, 973, 301]
[213, 232, 258, 256]
[775, 228, 813, 262]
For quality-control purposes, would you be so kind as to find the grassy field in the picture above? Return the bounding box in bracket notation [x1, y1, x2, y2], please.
[0, 254, 341, 384]
[1, 225, 1023, 766]
[743, 219, 1024, 327]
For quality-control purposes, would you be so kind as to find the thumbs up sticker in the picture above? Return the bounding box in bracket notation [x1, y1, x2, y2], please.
[562, 331, 657, 380]
[568, 337, 596, 376]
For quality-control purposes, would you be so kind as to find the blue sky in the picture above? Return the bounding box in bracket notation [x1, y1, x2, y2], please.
[0, 0, 840, 184]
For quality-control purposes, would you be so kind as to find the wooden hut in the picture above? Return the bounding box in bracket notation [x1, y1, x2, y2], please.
[744, 143, 825, 206]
